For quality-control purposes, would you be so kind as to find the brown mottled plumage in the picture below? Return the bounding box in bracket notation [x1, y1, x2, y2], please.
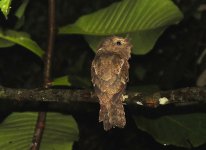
[91, 36, 132, 131]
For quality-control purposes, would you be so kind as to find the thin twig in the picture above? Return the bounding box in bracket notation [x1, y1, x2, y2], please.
[31, 0, 56, 149]
[43, 0, 56, 88]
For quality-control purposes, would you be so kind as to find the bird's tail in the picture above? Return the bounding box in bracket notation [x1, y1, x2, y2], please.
[99, 95, 126, 131]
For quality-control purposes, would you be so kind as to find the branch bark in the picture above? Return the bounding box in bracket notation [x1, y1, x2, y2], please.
[0, 86, 205, 112]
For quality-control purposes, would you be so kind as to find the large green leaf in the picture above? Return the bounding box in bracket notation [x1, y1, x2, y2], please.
[0, 0, 12, 19]
[85, 27, 166, 55]
[0, 28, 44, 58]
[0, 112, 79, 150]
[134, 113, 206, 148]
[59, 0, 183, 54]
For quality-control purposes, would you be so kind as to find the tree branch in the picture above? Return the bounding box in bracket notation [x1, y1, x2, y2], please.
[0, 86, 205, 112]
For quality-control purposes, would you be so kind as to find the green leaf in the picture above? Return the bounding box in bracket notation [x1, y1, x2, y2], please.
[0, 112, 79, 150]
[14, 15, 25, 29]
[0, 28, 44, 58]
[134, 113, 206, 148]
[0, 38, 14, 47]
[14, 0, 29, 29]
[129, 27, 166, 54]
[85, 27, 166, 54]
[52, 76, 71, 86]
[59, 0, 183, 54]
[0, 0, 12, 19]
[15, 0, 29, 19]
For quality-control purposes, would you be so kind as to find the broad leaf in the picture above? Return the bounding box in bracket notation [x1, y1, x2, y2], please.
[0, 0, 12, 19]
[0, 28, 44, 58]
[134, 113, 206, 148]
[52, 76, 71, 86]
[0, 112, 79, 150]
[85, 27, 166, 55]
[59, 0, 183, 54]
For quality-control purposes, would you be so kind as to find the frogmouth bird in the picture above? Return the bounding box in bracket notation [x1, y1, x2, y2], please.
[91, 36, 132, 131]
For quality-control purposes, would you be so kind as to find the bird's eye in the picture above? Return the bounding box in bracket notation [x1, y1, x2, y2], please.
[116, 41, 122, 46]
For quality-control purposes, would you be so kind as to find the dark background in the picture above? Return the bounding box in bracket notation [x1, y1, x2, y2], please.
[0, 0, 206, 149]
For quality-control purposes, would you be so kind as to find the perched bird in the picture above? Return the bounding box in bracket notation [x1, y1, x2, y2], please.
[91, 36, 132, 131]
